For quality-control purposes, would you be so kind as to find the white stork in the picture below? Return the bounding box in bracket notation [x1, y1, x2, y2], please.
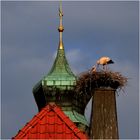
[96, 56, 114, 70]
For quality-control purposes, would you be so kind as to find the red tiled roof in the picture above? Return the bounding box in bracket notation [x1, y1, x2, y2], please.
[13, 103, 88, 139]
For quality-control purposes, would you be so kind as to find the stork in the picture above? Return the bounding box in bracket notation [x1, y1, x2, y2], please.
[96, 56, 114, 70]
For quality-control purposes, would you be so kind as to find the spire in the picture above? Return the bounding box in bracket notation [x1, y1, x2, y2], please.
[41, 1, 76, 90]
[58, 0, 64, 49]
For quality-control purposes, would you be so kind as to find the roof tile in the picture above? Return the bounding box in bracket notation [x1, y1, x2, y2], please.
[13, 103, 88, 139]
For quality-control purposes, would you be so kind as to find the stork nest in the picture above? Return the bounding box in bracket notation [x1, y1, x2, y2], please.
[75, 70, 128, 95]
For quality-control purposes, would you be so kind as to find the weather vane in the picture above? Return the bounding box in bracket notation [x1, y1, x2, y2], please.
[59, 0, 63, 17]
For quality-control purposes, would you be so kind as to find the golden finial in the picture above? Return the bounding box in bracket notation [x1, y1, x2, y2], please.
[58, 0, 64, 49]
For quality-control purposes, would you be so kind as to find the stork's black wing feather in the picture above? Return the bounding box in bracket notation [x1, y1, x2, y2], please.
[107, 60, 114, 64]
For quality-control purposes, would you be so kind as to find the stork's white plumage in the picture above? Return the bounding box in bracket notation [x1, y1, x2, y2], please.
[96, 56, 114, 70]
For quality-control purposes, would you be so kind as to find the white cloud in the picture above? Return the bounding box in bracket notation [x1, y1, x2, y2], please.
[66, 49, 92, 74]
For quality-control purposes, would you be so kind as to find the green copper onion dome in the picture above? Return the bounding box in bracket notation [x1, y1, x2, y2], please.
[42, 45, 76, 90]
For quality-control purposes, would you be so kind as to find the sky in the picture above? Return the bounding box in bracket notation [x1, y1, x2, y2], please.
[1, 1, 139, 139]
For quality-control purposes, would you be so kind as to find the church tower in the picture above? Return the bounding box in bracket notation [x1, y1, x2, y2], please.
[32, 1, 89, 133]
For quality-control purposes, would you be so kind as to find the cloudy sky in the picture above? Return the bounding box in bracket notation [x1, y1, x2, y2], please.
[1, 1, 139, 139]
